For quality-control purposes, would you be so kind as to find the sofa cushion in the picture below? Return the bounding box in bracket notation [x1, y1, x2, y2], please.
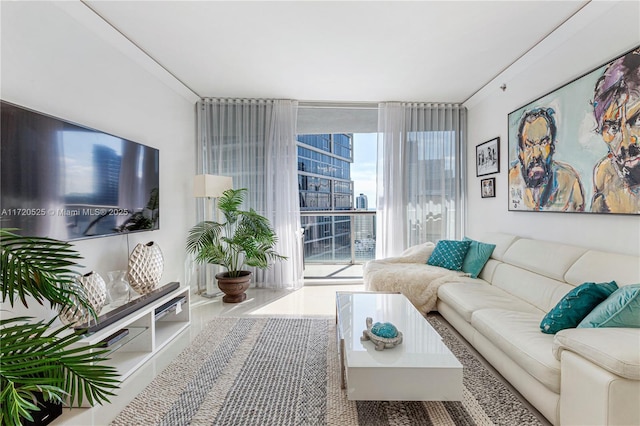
[477, 232, 520, 261]
[502, 238, 587, 282]
[477, 258, 501, 282]
[438, 282, 543, 322]
[462, 237, 496, 279]
[540, 281, 619, 334]
[565, 251, 640, 287]
[427, 239, 471, 271]
[553, 328, 640, 379]
[578, 284, 640, 328]
[471, 309, 561, 393]
[492, 263, 574, 312]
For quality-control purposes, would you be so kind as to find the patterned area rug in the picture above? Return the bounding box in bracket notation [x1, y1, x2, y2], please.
[110, 316, 542, 426]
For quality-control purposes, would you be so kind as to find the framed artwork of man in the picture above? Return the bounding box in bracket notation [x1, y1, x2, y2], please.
[508, 46, 640, 215]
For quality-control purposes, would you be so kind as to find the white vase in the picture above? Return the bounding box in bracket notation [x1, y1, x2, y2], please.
[127, 241, 164, 295]
[59, 271, 107, 326]
[106, 270, 131, 307]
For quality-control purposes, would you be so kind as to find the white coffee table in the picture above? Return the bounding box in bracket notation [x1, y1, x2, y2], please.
[336, 291, 463, 401]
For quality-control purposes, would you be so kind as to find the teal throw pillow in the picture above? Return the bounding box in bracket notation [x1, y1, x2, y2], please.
[461, 237, 496, 279]
[540, 281, 618, 334]
[578, 284, 640, 329]
[427, 239, 471, 271]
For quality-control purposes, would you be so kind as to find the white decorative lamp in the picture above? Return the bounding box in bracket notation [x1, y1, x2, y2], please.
[193, 174, 233, 297]
[193, 174, 234, 200]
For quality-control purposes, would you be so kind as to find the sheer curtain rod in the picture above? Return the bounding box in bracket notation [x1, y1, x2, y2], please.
[298, 102, 378, 110]
[200, 101, 460, 109]
[298, 102, 462, 109]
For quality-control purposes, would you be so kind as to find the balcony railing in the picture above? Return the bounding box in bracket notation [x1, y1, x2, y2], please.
[300, 210, 376, 266]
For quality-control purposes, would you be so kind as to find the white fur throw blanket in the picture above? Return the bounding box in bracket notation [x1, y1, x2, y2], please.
[363, 242, 468, 314]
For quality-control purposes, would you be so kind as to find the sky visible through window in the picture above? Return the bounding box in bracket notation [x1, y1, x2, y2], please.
[352, 133, 378, 210]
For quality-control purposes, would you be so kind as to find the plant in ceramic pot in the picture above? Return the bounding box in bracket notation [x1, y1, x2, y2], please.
[186, 188, 286, 303]
[0, 229, 118, 426]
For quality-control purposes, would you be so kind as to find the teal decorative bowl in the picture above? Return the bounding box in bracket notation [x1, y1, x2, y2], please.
[371, 322, 399, 339]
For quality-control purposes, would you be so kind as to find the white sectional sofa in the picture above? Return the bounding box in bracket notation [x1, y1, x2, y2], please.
[363, 233, 640, 426]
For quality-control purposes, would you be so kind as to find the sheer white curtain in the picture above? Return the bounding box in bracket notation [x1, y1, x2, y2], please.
[376, 102, 466, 258]
[196, 98, 303, 289]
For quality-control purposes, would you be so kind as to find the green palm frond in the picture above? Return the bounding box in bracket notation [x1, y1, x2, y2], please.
[0, 318, 119, 424]
[217, 188, 245, 224]
[186, 221, 227, 266]
[0, 229, 89, 311]
[0, 229, 120, 425]
[0, 381, 40, 425]
[235, 209, 274, 241]
[186, 221, 222, 256]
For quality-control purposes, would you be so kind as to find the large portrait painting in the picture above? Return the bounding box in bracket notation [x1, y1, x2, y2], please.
[508, 46, 640, 215]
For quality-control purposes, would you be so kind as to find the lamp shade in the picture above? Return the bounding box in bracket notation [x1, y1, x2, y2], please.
[193, 174, 233, 198]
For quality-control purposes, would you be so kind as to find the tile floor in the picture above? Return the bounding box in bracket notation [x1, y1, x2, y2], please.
[52, 283, 363, 425]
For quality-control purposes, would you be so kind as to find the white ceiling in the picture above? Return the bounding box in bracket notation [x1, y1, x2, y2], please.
[84, 1, 589, 103]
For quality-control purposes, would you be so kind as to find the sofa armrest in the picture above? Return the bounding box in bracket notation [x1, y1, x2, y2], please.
[553, 328, 640, 380]
[560, 350, 640, 426]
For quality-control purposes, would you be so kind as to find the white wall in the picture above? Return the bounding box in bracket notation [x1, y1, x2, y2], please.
[1, 2, 198, 320]
[464, 1, 640, 256]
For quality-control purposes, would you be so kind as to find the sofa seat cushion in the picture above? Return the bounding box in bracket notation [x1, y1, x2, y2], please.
[438, 282, 543, 322]
[471, 309, 561, 393]
[553, 328, 640, 379]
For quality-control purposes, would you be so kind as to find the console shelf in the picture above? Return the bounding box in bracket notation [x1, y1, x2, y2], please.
[73, 284, 190, 383]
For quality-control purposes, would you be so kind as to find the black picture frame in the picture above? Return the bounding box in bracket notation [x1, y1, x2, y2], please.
[476, 137, 500, 177]
[481, 178, 495, 198]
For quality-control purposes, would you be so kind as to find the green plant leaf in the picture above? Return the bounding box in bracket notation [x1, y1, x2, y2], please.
[0, 229, 120, 425]
[1, 318, 119, 424]
[0, 229, 90, 312]
[217, 188, 246, 224]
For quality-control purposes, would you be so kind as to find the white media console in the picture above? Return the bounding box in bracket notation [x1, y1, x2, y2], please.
[73, 283, 191, 383]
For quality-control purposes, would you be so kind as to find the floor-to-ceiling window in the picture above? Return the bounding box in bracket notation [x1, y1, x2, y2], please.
[296, 102, 465, 279]
[297, 132, 378, 280]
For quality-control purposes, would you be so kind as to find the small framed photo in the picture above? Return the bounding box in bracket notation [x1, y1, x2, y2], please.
[481, 177, 495, 198]
[476, 137, 500, 176]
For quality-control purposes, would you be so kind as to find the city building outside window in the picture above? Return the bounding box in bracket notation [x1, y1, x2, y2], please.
[298, 133, 378, 267]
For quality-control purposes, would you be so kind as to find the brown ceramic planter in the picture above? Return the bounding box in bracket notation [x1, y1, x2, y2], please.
[215, 271, 251, 303]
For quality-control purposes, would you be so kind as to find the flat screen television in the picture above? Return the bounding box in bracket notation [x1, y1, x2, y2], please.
[1, 100, 159, 241]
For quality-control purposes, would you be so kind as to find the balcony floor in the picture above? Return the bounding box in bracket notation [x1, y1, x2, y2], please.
[303, 263, 364, 281]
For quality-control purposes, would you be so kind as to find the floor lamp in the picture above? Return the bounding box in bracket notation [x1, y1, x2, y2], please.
[193, 174, 233, 297]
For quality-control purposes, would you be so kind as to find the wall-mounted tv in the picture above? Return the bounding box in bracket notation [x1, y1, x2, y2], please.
[1, 100, 159, 241]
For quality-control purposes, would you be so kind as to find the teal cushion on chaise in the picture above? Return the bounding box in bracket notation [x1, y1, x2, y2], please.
[427, 239, 472, 271]
[461, 237, 496, 279]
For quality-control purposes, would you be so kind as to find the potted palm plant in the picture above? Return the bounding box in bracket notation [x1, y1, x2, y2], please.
[186, 188, 287, 303]
[0, 229, 119, 426]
